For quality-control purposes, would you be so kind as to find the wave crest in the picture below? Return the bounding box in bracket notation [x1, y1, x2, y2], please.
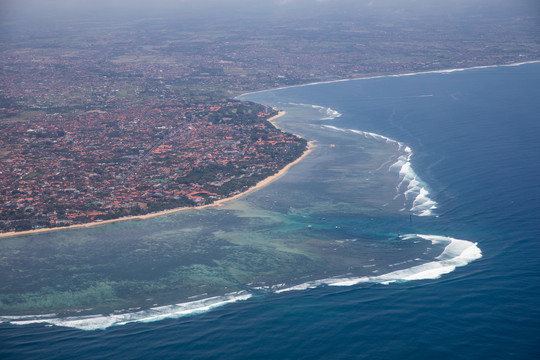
[311, 105, 342, 120]
[286, 103, 342, 120]
[275, 234, 482, 292]
[1, 233, 482, 331]
[322, 125, 437, 216]
[1, 291, 252, 331]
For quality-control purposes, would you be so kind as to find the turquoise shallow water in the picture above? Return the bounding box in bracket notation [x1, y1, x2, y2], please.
[1, 62, 539, 359]
[0, 81, 469, 323]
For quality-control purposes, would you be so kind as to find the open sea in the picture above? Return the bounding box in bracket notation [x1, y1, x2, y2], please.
[1, 62, 539, 359]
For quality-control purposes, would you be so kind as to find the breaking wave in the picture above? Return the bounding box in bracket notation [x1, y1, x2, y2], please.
[2, 234, 482, 331]
[311, 105, 342, 120]
[285, 102, 342, 120]
[237, 61, 540, 99]
[1, 291, 252, 331]
[321, 125, 437, 216]
[275, 234, 482, 292]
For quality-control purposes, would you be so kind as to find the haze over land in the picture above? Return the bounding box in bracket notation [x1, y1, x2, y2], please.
[2, 0, 539, 18]
[2, 0, 538, 81]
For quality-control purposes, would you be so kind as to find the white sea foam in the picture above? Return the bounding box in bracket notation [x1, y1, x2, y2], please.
[283, 102, 342, 120]
[237, 61, 540, 99]
[393, 156, 437, 216]
[322, 125, 437, 216]
[349, 129, 398, 145]
[394, 157, 437, 216]
[3, 235, 481, 329]
[1, 291, 252, 331]
[275, 234, 482, 292]
[411, 188, 437, 216]
[322, 124, 346, 132]
[0, 235, 482, 330]
[311, 105, 342, 120]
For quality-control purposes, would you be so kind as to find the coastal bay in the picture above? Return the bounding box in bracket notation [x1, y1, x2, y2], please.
[1, 61, 539, 359]
[0, 81, 450, 321]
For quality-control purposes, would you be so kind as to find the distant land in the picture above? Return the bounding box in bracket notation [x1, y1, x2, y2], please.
[1, 8, 538, 232]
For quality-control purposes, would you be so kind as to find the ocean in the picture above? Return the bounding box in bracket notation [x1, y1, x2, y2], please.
[1, 62, 539, 359]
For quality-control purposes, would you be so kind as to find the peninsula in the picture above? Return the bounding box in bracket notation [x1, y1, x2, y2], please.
[0, 111, 316, 238]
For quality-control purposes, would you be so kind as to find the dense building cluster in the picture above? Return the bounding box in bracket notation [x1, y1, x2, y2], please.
[0, 99, 305, 231]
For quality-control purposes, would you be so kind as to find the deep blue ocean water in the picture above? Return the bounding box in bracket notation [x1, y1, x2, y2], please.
[1, 63, 539, 359]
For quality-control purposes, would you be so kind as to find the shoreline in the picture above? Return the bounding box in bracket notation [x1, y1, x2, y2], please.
[237, 60, 540, 98]
[0, 111, 316, 239]
[5, 60, 537, 239]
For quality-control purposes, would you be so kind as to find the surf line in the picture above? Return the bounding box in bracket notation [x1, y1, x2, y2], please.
[1, 233, 483, 331]
[238, 60, 540, 97]
[275, 234, 482, 293]
[283, 102, 343, 120]
[321, 124, 437, 216]
[1, 291, 253, 331]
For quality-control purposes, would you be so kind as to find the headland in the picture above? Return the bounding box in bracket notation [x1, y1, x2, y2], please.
[0, 111, 316, 238]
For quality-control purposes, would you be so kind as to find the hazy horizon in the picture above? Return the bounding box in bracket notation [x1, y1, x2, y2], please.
[2, 0, 538, 24]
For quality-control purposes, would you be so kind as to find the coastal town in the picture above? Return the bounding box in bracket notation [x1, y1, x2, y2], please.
[1, 9, 538, 232]
[0, 97, 306, 231]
